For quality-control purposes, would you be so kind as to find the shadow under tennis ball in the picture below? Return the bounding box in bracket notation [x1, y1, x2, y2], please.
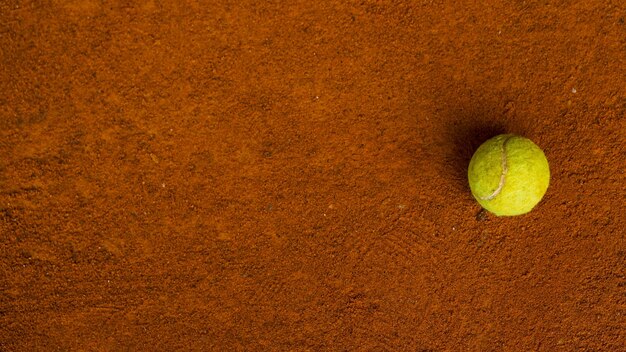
[448, 120, 508, 192]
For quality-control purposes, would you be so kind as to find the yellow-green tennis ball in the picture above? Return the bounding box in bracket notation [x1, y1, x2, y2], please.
[468, 134, 550, 216]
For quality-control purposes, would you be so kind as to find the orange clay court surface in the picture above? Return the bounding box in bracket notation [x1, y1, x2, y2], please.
[1, 1, 625, 351]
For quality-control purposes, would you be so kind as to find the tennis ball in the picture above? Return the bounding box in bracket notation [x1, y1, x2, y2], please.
[468, 134, 550, 216]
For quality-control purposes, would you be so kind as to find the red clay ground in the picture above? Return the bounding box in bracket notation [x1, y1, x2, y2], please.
[1, 1, 625, 351]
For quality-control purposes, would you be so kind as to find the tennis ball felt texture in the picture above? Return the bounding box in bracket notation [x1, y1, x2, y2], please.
[468, 134, 550, 216]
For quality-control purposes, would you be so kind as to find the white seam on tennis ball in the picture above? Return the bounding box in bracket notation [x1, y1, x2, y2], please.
[479, 135, 513, 201]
